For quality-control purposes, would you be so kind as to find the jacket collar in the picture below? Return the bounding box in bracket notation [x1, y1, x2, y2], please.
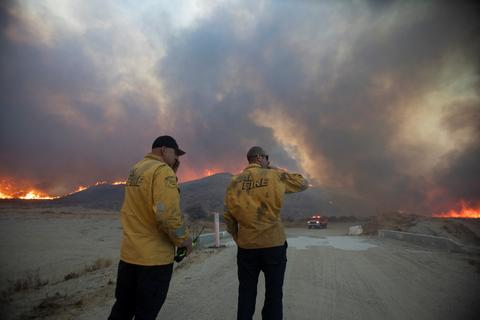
[244, 163, 262, 171]
[145, 153, 166, 164]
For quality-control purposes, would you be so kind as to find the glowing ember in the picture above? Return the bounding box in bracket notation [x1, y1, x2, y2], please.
[433, 201, 480, 218]
[112, 181, 126, 185]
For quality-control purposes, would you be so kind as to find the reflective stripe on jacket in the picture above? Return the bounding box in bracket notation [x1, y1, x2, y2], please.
[120, 153, 190, 265]
[224, 163, 308, 249]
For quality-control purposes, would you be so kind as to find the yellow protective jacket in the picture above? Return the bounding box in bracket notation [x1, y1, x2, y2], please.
[224, 163, 309, 249]
[120, 153, 190, 265]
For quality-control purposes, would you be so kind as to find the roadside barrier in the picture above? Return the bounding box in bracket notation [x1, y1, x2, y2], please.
[196, 231, 229, 248]
[378, 229, 464, 252]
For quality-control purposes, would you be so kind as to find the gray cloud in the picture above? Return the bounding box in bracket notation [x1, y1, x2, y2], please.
[0, 1, 478, 214]
[159, 1, 480, 213]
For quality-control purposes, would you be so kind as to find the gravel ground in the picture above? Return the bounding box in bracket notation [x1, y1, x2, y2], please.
[1, 211, 479, 320]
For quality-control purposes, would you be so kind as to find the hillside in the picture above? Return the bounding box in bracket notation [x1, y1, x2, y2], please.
[0, 173, 370, 217]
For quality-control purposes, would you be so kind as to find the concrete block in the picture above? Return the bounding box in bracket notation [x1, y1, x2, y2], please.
[348, 225, 363, 235]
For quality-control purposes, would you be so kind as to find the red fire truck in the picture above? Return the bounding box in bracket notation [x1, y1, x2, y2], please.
[307, 215, 328, 229]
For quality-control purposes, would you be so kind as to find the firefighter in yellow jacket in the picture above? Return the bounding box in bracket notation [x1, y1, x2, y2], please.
[109, 135, 192, 320]
[224, 146, 309, 320]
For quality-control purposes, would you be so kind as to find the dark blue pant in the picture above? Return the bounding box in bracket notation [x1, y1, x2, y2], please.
[237, 242, 288, 320]
[108, 260, 173, 320]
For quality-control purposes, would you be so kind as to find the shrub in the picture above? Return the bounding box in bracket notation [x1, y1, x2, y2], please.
[185, 204, 208, 220]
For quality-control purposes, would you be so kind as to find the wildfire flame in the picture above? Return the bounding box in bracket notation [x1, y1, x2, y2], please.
[1, 169, 222, 200]
[0, 191, 12, 199]
[75, 186, 87, 192]
[432, 201, 480, 219]
[0, 179, 126, 200]
[22, 191, 58, 200]
[204, 168, 222, 176]
[0, 179, 58, 200]
[0, 189, 58, 200]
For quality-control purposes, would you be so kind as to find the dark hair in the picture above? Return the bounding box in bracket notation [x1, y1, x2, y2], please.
[246, 146, 267, 163]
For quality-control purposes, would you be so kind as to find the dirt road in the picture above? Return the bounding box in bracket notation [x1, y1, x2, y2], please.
[81, 224, 479, 320]
[2, 217, 479, 320]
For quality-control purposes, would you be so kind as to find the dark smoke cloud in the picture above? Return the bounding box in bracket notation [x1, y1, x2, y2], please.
[432, 100, 480, 210]
[0, 6, 163, 193]
[159, 1, 479, 213]
[0, 1, 478, 214]
[0, 36, 144, 192]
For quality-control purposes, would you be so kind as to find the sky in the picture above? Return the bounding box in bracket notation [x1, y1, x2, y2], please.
[0, 0, 479, 214]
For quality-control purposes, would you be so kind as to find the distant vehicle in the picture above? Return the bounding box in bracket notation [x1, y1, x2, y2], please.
[307, 215, 328, 229]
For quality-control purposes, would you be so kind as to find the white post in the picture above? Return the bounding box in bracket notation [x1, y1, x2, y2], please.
[214, 212, 220, 248]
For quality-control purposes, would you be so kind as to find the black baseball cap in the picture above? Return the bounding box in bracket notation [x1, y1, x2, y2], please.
[152, 135, 186, 156]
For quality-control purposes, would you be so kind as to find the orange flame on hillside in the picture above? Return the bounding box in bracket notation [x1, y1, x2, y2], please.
[0, 189, 58, 200]
[204, 168, 222, 176]
[75, 186, 87, 192]
[21, 191, 58, 200]
[0, 178, 126, 200]
[0, 169, 230, 200]
[0, 179, 58, 200]
[0, 191, 12, 199]
[432, 201, 480, 218]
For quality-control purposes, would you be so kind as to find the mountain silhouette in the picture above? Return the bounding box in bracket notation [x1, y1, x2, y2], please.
[0, 173, 370, 217]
